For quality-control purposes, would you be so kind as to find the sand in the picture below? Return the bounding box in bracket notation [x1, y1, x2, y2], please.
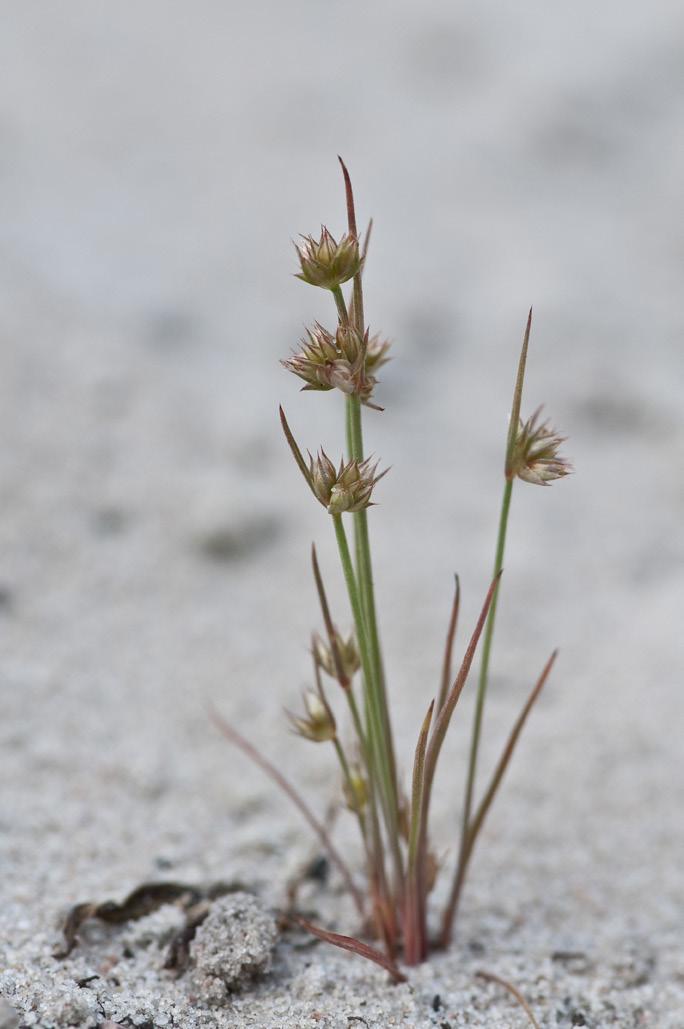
[1, 2, 683, 1026]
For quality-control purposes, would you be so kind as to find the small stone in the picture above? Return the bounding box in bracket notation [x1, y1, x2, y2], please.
[187, 892, 277, 1006]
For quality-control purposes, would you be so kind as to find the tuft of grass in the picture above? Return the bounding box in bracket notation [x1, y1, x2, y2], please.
[216, 159, 572, 975]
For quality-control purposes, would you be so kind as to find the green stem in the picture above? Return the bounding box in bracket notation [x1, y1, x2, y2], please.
[332, 285, 349, 326]
[343, 680, 398, 951]
[333, 513, 403, 893]
[346, 396, 398, 802]
[450, 476, 514, 930]
[333, 256, 402, 897]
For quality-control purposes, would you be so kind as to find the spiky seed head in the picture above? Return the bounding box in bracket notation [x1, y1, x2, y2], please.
[308, 452, 388, 514]
[286, 689, 336, 742]
[313, 629, 360, 681]
[335, 324, 365, 365]
[309, 449, 338, 506]
[343, 766, 369, 813]
[281, 324, 336, 393]
[294, 227, 362, 290]
[507, 407, 572, 485]
[365, 332, 392, 373]
[282, 322, 379, 406]
[312, 633, 333, 674]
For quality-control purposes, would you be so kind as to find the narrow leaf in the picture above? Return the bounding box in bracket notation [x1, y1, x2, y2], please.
[441, 649, 557, 945]
[292, 914, 406, 983]
[279, 405, 313, 492]
[466, 649, 557, 860]
[505, 307, 533, 477]
[338, 155, 358, 237]
[338, 156, 365, 334]
[436, 574, 460, 716]
[408, 699, 435, 870]
[414, 574, 501, 915]
[361, 218, 373, 266]
[475, 970, 541, 1029]
[311, 543, 351, 688]
[210, 706, 364, 916]
[424, 573, 502, 800]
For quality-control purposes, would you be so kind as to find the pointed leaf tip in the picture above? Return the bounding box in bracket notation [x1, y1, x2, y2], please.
[292, 915, 406, 983]
[338, 157, 358, 238]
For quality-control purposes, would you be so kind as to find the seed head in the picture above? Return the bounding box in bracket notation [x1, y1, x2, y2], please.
[294, 227, 362, 290]
[343, 765, 369, 813]
[308, 451, 388, 514]
[286, 689, 336, 742]
[282, 323, 349, 394]
[313, 629, 360, 681]
[282, 323, 379, 406]
[507, 407, 572, 485]
[309, 449, 338, 506]
[365, 332, 392, 373]
[334, 324, 364, 365]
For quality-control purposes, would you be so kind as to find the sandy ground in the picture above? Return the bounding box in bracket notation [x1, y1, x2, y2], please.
[1, 3, 683, 1026]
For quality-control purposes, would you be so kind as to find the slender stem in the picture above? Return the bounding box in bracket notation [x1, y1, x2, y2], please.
[333, 518, 384, 744]
[333, 515, 391, 805]
[332, 284, 350, 326]
[452, 477, 514, 929]
[344, 677, 397, 953]
[333, 513, 404, 894]
[443, 312, 532, 939]
[345, 397, 354, 465]
[335, 166, 403, 907]
[347, 395, 399, 820]
[344, 625, 398, 954]
[441, 650, 556, 945]
[417, 575, 501, 880]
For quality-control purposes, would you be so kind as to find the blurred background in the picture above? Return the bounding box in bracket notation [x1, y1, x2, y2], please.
[1, 0, 682, 959]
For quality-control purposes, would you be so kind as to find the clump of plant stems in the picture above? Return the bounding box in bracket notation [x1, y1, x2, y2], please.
[215, 160, 571, 981]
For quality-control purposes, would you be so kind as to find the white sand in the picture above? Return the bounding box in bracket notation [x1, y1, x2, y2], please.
[1, 3, 683, 1026]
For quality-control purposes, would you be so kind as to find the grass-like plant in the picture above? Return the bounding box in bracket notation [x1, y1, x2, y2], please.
[215, 160, 571, 981]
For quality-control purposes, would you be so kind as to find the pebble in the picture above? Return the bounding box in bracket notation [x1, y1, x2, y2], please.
[187, 892, 278, 1006]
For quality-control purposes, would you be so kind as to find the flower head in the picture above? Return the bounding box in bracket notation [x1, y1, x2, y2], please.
[507, 407, 572, 485]
[286, 689, 336, 742]
[281, 323, 379, 406]
[294, 227, 362, 290]
[308, 451, 388, 514]
[313, 629, 360, 681]
[343, 765, 369, 813]
[365, 332, 392, 373]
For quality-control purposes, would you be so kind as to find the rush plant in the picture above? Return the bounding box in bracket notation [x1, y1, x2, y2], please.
[215, 160, 571, 981]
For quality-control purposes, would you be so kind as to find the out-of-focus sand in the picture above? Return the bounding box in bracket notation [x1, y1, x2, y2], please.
[1, 3, 682, 1026]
